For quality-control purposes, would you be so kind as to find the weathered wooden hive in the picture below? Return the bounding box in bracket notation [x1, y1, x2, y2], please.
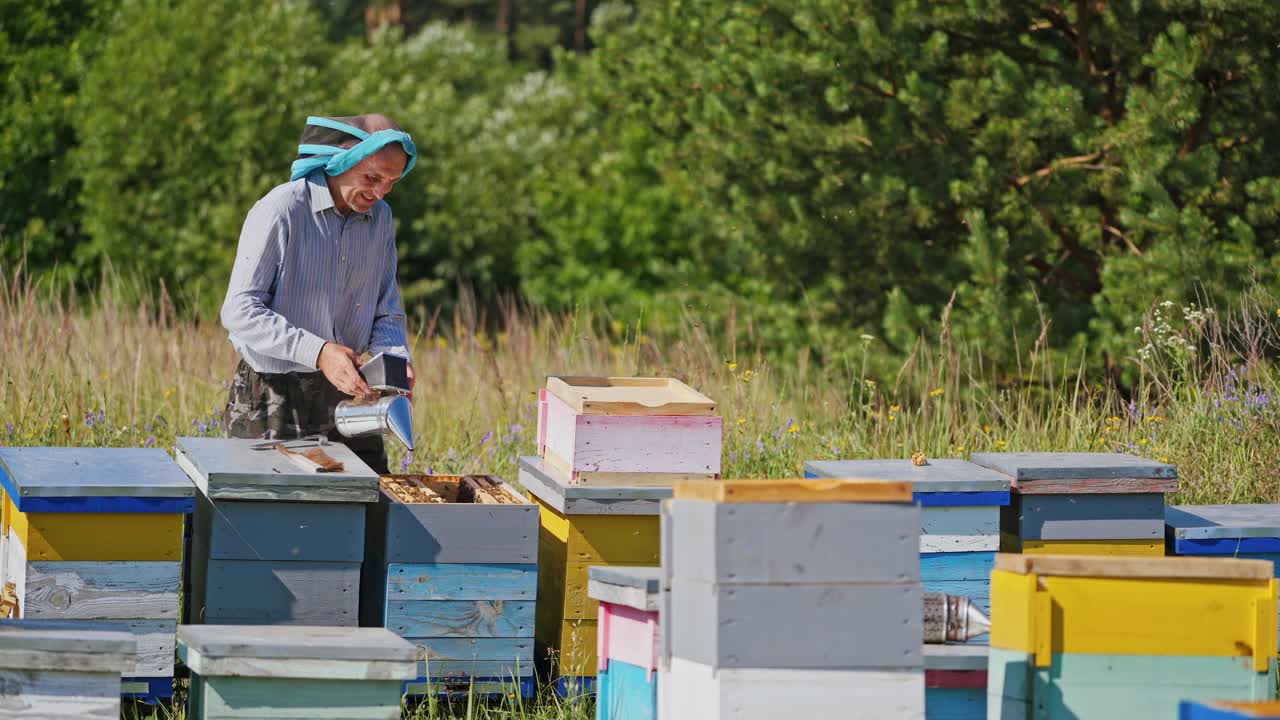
[0, 446, 195, 700]
[361, 473, 537, 698]
[988, 554, 1278, 719]
[661, 478, 925, 720]
[175, 436, 380, 627]
[972, 452, 1177, 557]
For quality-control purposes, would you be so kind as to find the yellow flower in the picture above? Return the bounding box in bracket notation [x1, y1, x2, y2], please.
[737, 418, 746, 425]
[994, 439, 1007, 450]
[1145, 415, 1165, 423]
[787, 425, 799, 434]
[1160, 456, 1169, 462]
[610, 320, 624, 334]
[164, 387, 175, 398]
[888, 413, 897, 422]
[929, 387, 944, 397]
[1105, 416, 1122, 424]
[956, 445, 965, 452]
[982, 424, 991, 433]
[1137, 438, 1148, 446]
[727, 362, 738, 371]
[434, 336, 448, 349]
[889, 405, 900, 412]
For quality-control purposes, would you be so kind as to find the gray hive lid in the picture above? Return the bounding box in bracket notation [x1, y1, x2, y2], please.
[923, 643, 987, 671]
[803, 459, 1010, 493]
[178, 625, 417, 663]
[970, 452, 1177, 481]
[1166, 504, 1280, 540]
[175, 437, 379, 503]
[588, 566, 662, 612]
[0, 447, 195, 511]
[0, 620, 136, 673]
[518, 455, 670, 512]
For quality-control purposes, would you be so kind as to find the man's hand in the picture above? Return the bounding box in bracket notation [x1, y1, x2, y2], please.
[318, 343, 372, 396]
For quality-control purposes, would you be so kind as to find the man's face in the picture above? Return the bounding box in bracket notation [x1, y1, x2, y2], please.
[332, 147, 407, 214]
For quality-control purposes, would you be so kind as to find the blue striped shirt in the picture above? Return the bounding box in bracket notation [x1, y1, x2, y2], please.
[221, 172, 409, 374]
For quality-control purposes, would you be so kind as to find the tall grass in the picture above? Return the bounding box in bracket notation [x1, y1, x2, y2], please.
[2, 270, 1276, 505]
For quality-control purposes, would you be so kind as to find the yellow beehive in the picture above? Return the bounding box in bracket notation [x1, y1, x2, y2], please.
[990, 554, 1279, 671]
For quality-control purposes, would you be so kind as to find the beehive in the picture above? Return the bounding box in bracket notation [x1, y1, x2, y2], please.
[661, 478, 925, 720]
[1180, 700, 1280, 719]
[179, 625, 416, 720]
[175, 437, 379, 627]
[591, 566, 661, 720]
[361, 474, 537, 699]
[988, 554, 1278, 719]
[0, 620, 136, 719]
[536, 376, 722, 485]
[1167, 504, 1280, 649]
[521, 455, 663, 695]
[924, 644, 986, 720]
[971, 452, 1177, 557]
[804, 458, 1010, 614]
[0, 447, 195, 700]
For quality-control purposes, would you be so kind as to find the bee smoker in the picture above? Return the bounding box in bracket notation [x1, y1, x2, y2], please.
[923, 592, 990, 643]
[334, 352, 415, 451]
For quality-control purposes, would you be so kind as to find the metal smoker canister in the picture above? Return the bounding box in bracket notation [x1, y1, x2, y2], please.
[335, 394, 415, 451]
[923, 592, 990, 643]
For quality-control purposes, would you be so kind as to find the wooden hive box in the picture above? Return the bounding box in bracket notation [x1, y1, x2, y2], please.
[1181, 700, 1280, 719]
[988, 554, 1278, 720]
[804, 458, 1010, 614]
[519, 455, 664, 696]
[536, 376, 722, 485]
[360, 473, 537, 699]
[971, 452, 1177, 557]
[0, 620, 136, 719]
[924, 644, 986, 720]
[178, 625, 416, 720]
[590, 566, 661, 720]
[662, 478, 926, 720]
[175, 437, 379, 628]
[1167, 504, 1280, 649]
[0, 447, 195, 701]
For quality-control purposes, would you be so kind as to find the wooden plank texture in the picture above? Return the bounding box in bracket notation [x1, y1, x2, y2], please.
[1168, 505, 1280, 540]
[598, 601, 659, 674]
[517, 458, 667, 515]
[408, 637, 533, 663]
[385, 600, 534, 638]
[378, 496, 536, 564]
[385, 563, 536, 601]
[1010, 492, 1166, 541]
[924, 686, 985, 720]
[21, 561, 179, 619]
[207, 500, 365, 562]
[924, 644, 987, 672]
[994, 552, 1276, 580]
[542, 392, 722, 475]
[180, 625, 417, 661]
[920, 552, 997, 582]
[588, 566, 661, 612]
[970, 451, 1177, 481]
[175, 438, 379, 503]
[8, 507, 183, 561]
[536, 499, 660, 564]
[545, 376, 717, 416]
[1016, 538, 1165, 556]
[668, 579, 923, 669]
[673, 478, 912, 504]
[0, 669, 122, 719]
[987, 647, 1278, 720]
[561, 561, 648, 620]
[0, 447, 194, 499]
[664, 499, 919, 584]
[803, 459, 1012, 493]
[989, 569, 1278, 664]
[197, 676, 404, 720]
[202, 560, 360, 626]
[664, 656, 925, 720]
[1012, 476, 1178, 494]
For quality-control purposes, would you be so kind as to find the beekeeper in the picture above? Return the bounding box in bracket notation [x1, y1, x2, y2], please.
[219, 113, 417, 473]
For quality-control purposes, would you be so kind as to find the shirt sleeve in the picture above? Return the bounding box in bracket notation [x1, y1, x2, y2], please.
[367, 219, 411, 361]
[220, 198, 329, 369]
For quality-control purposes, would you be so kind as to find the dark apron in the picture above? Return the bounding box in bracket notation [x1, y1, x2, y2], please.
[222, 358, 389, 474]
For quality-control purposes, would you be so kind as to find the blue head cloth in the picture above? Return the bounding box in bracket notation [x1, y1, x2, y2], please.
[289, 115, 417, 182]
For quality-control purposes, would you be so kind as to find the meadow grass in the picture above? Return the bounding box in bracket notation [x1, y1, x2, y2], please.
[4, 270, 1280, 720]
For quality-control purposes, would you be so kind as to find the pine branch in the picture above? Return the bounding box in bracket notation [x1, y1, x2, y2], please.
[1011, 151, 1108, 188]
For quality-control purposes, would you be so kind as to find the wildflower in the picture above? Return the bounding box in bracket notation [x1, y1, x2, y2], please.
[1145, 415, 1165, 423]
[480, 431, 493, 445]
[956, 445, 965, 453]
[221, 379, 231, 389]
[164, 387, 175, 398]
[787, 425, 799, 434]
[994, 439, 1007, 450]
[888, 414, 897, 422]
[4, 422, 12, 435]
[982, 424, 991, 433]
[400, 456, 411, 472]
[729, 452, 736, 462]
[929, 387, 944, 397]
[1137, 438, 1148, 446]
[737, 418, 746, 425]
[860, 334, 874, 342]
[727, 362, 738, 371]
[144, 435, 155, 447]
[1160, 456, 1169, 463]
[864, 379, 876, 389]
[889, 405, 900, 412]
